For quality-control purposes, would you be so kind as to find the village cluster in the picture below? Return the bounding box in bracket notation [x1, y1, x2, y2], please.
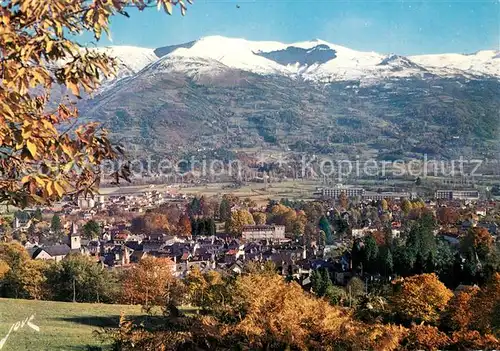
[4, 184, 498, 288]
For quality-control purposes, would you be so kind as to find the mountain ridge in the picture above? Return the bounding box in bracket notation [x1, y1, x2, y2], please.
[78, 36, 500, 161]
[95, 36, 499, 85]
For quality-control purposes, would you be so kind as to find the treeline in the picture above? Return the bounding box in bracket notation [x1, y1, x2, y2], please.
[0, 242, 120, 303]
[350, 212, 500, 289]
[103, 261, 500, 350]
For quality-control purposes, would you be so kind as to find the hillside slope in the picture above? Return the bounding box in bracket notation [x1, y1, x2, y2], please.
[78, 36, 500, 160]
[81, 63, 500, 160]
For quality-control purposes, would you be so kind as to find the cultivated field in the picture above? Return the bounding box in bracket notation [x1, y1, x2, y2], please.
[100, 179, 322, 206]
[0, 298, 142, 351]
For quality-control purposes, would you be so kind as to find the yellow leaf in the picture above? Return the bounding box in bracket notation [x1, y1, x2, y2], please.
[34, 177, 45, 187]
[46, 40, 53, 53]
[21, 175, 30, 184]
[46, 181, 54, 196]
[163, 1, 173, 15]
[55, 22, 63, 37]
[42, 119, 56, 134]
[26, 140, 37, 157]
[0, 102, 14, 118]
[54, 182, 64, 197]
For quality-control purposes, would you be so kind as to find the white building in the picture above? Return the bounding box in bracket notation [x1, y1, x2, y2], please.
[242, 225, 286, 241]
[435, 190, 479, 201]
[78, 197, 96, 209]
[319, 187, 365, 199]
[363, 191, 410, 201]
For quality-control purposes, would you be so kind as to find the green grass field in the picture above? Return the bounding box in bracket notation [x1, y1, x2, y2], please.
[0, 298, 143, 351]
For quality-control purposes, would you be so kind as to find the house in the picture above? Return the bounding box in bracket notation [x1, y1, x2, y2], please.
[24, 240, 39, 249]
[476, 208, 487, 217]
[32, 244, 71, 261]
[161, 242, 192, 261]
[32, 222, 82, 261]
[112, 232, 129, 245]
[103, 245, 133, 267]
[291, 259, 311, 279]
[461, 219, 477, 233]
[224, 248, 244, 264]
[87, 240, 101, 256]
[199, 237, 225, 255]
[178, 259, 213, 276]
[441, 231, 460, 246]
[391, 228, 402, 239]
[351, 228, 368, 239]
[228, 260, 245, 274]
[142, 239, 165, 252]
[125, 241, 143, 251]
[363, 191, 410, 202]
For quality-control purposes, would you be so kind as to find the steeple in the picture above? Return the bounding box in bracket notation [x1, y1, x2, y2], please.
[13, 217, 20, 230]
[70, 222, 78, 236]
[68, 222, 81, 250]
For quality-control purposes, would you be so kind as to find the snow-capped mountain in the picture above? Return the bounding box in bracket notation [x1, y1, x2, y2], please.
[164, 36, 291, 75]
[81, 36, 500, 160]
[97, 36, 499, 84]
[94, 46, 158, 78]
[409, 50, 500, 78]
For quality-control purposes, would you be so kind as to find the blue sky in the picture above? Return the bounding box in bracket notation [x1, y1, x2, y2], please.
[80, 0, 500, 55]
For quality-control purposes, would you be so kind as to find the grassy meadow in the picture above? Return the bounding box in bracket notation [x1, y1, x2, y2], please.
[0, 298, 142, 351]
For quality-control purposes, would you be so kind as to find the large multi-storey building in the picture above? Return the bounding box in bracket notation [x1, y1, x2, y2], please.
[363, 191, 411, 201]
[242, 225, 286, 241]
[318, 187, 411, 201]
[435, 190, 479, 201]
[319, 187, 365, 199]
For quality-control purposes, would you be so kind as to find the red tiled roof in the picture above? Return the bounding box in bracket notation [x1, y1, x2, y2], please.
[114, 233, 128, 240]
[391, 222, 401, 228]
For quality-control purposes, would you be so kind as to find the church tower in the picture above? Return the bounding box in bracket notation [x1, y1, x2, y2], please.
[13, 217, 20, 230]
[69, 222, 81, 250]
